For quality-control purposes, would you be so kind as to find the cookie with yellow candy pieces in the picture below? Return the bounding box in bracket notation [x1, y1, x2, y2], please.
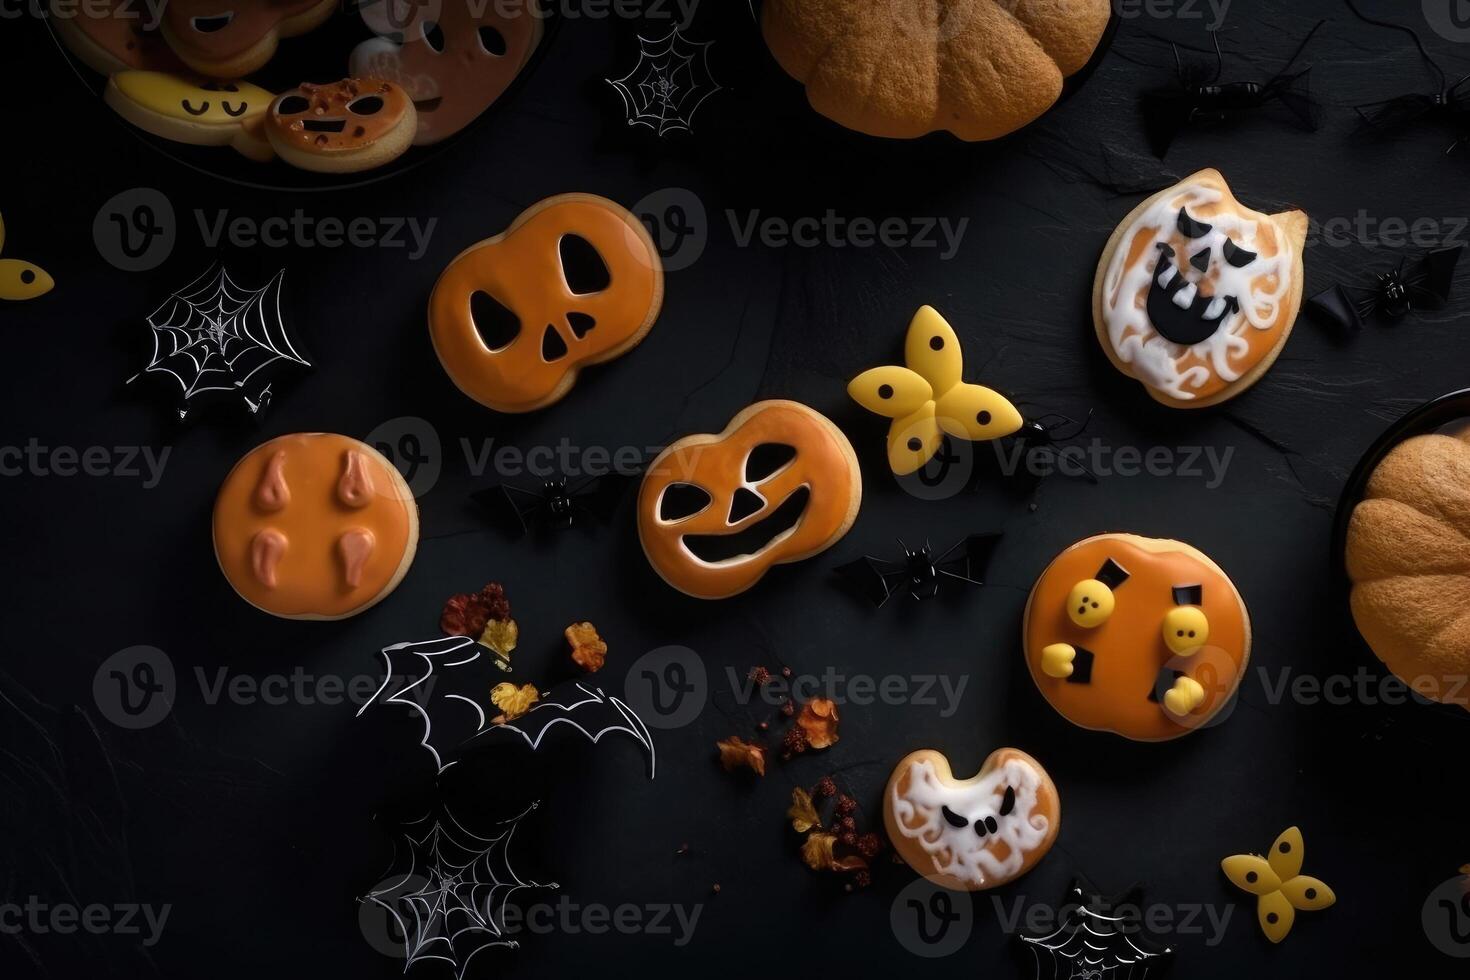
[105, 71, 275, 161]
[0, 213, 54, 302]
[1222, 826, 1335, 943]
[848, 306, 1023, 476]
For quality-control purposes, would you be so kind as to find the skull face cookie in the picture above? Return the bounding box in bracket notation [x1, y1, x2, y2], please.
[1023, 533, 1251, 740]
[1093, 169, 1307, 407]
[638, 400, 862, 600]
[884, 747, 1060, 892]
[213, 433, 419, 620]
[429, 194, 663, 413]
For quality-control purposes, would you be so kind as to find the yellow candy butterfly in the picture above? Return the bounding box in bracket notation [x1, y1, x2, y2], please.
[0, 212, 54, 302]
[848, 306, 1023, 475]
[1221, 826, 1335, 943]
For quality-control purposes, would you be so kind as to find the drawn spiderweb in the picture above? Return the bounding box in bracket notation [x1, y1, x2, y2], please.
[129, 264, 310, 420]
[1019, 881, 1174, 980]
[606, 27, 722, 136]
[364, 802, 554, 979]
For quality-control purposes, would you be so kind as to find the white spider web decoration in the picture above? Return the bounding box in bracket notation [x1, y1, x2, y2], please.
[1020, 883, 1173, 980]
[128, 264, 310, 420]
[606, 27, 722, 136]
[364, 802, 554, 979]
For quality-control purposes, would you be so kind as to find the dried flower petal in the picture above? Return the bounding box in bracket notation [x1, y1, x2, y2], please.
[441, 582, 511, 636]
[787, 787, 821, 833]
[800, 832, 868, 873]
[566, 621, 607, 673]
[480, 618, 519, 661]
[490, 682, 538, 722]
[797, 697, 840, 749]
[716, 736, 766, 776]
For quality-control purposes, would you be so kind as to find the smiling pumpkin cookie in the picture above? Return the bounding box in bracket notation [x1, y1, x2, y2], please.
[213, 433, 418, 620]
[51, 0, 185, 75]
[638, 400, 861, 600]
[161, 0, 336, 78]
[885, 747, 1060, 892]
[1093, 169, 1306, 407]
[105, 71, 275, 160]
[264, 78, 417, 173]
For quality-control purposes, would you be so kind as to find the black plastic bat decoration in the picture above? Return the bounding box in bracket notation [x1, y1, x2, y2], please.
[1141, 23, 1324, 158]
[472, 472, 635, 538]
[1346, 0, 1470, 150]
[1307, 245, 1463, 333]
[836, 533, 1002, 607]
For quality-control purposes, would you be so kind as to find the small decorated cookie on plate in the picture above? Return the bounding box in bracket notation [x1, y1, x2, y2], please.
[105, 71, 275, 160]
[638, 400, 862, 600]
[1093, 169, 1307, 407]
[51, 0, 184, 76]
[213, 433, 418, 620]
[1023, 533, 1250, 740]
[264, 79, 417, 173]
[429, 193, 663, 413]
[161, 0, 336, 78]
[884, 747, 1060, 892]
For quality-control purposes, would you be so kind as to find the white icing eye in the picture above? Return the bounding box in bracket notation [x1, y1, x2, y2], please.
[1223, 238, 1257, 268]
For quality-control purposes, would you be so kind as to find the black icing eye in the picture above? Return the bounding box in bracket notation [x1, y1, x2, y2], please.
[1223, 238, 1258, 268]
[479, 25, 508, 56]
[1177, 207, 1213, 239]
[941, 805, 969, 828]
[222, 102, 246, 117]
[276, 95, 310, 115]
[745, 443, 797, 483]
[191, 13, 233, 33]
[559, 234, 612, 295]
[348, 95, 385, 116]
[984, 816, 999, 833]
[469, 290, 520, 351]
[181, 99, 209, 115]
[660, 483, 711, 522]
[998, 786, 1015, 817]
[422, 20, 445, 52]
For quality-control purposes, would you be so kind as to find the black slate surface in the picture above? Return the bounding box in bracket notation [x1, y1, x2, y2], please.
[3, 1, 1470, 977]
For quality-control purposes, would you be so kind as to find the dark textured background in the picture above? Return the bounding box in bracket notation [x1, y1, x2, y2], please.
[3, 0, 1470, 976]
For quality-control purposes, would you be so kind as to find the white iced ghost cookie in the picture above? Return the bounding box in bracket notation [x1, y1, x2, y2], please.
[884, 747, 1060, 892]
[1093, 168, 1307, 408]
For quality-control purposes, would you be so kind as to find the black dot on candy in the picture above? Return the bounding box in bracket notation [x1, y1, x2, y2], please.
[977, 410, 991, 425]
[1177, 630, 1185, 637]
[1266, 912, 1278, 924]
[1279, 842, 1292, 854]
[907, 438, 922, 451]
[1245, 872, 1258, 883]
[20, 269, 35, 285]
[1188, 630, 1196, 637]
[1078, 606, 1087, 615]
[929, 336, 944, 351]
[1091, 601, 1099, 608]
[1306, 888, 1317, 900]
[878, 384, 893, 399]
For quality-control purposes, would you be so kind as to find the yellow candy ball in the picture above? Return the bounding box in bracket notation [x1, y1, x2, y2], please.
[1065, 579, 1114, 628]
[1162, 605, 1210, 655]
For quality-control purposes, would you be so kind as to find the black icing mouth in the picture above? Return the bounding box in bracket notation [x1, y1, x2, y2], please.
[181, 99, 209, 115]
[414, 97, 443, 113]
[682, 487, 810, 564]
[1146, 242, 1240, 346]
[303, 118, 347, 133]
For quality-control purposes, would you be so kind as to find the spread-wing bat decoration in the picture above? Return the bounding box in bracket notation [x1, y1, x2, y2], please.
[1141, 22, 1324, 158]
[1307, 245, 1463, 333]
[472, 471, 637, 539]
[836, 533, 1002, 607]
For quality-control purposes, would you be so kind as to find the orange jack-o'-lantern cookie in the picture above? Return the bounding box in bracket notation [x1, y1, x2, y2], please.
[213, 433, 418, 620]
[350, 0, 544, 145]
[429, 194, 663, 413]
[1023, 533, 1250, 740]
[264, 78, 417, 173]
[884, 747, 1060, 892]
[161, 0, 336, 78]
[51, 0, 185, 76]
[638, 400, 861, 600]
[1093, 169, 1307, 408]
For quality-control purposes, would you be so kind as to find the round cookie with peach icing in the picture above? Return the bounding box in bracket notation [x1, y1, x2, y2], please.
[161, 0, 336, 78]
[264, 78, 417, 173]
[1093, 169, 1307, 407]
[350, 0, 544, 145]
[1023, 533, 1251, 740]
[105, 71, 275, 161]
[884, 747, 1060, 892]
[638, 400, 862, 600]
[51, 0, 185, 76]
[213, 433, 418, 620]
[429, 193, 663, 413]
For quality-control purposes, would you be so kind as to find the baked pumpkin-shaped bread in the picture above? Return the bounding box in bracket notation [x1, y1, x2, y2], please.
[1347, 431, 1470, 711]
[761, 0, 1111, 140]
